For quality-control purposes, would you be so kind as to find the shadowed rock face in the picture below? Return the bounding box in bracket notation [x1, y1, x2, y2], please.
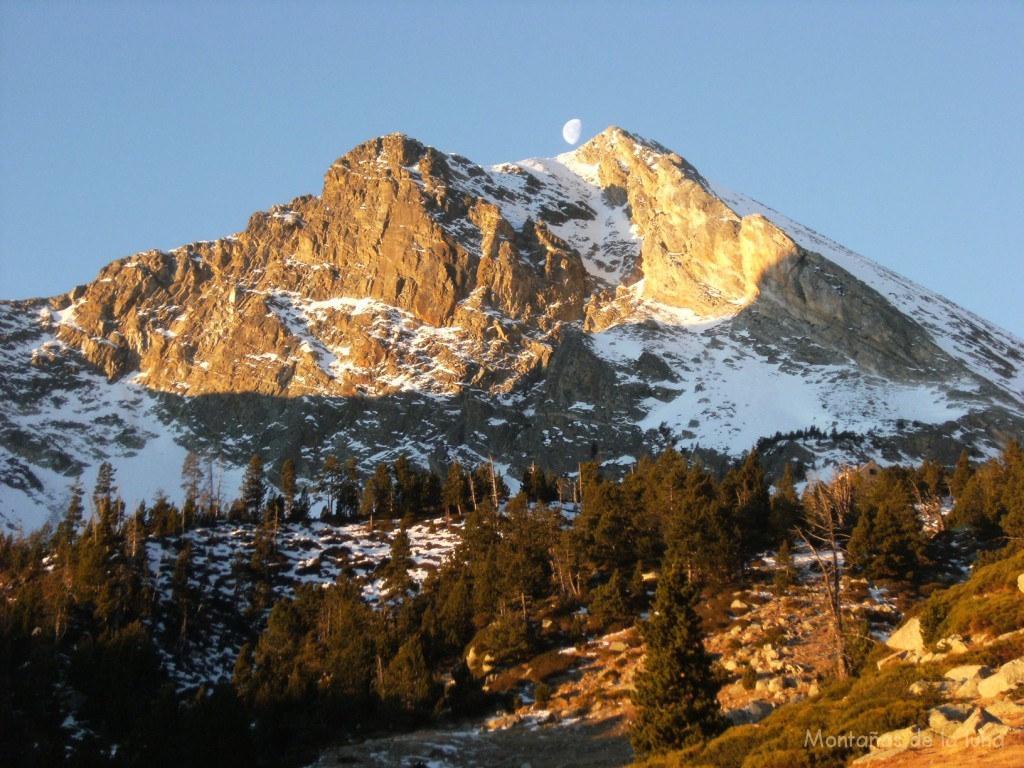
[2, 127, 1023, 527]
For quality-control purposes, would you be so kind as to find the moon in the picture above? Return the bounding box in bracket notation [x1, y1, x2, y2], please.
[562, 118, 582, 145]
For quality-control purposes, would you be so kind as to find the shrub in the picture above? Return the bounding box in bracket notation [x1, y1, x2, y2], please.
[534, 682, 552, 707]
[918, 597, 947, 646]
[741, 664, 758, 691]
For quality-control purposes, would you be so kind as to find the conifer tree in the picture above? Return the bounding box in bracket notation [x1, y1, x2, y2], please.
[722, 450, 771, 560]
[442, 461, 468, 520]
[360, 463, 394, 529]
[1001, 444, 1024, 545]
[773, 539, 798, 593]
[848, 474, 926, 580]
[381, 529, 415, 600]
[240, 455, 266, 520]
[630, 556, 724, 756]
[949, 449, 975, 502]
[381, 635, 436, 716]
[769, 464, 803, 543]
[180, 451, 205, 508]
[171, 542, 196, 646]
[56, 479, 85, 548]
[798, 472, 855, 678]
[92, 462, 122, 537]
[589, 569, 630, 630]
[280, 458, 298, 521]
[149, 492, 179, 537]
[318, 454, 340, 515]
[421, 563, 473, 654]
[393, 453, 420, 521]
[336, 457, 361, 519]
[497, 495, 555, 618]
[666, 469, 741, 583]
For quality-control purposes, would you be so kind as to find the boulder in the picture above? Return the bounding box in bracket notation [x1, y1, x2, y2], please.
[730, 599, 749, 611]
[985, 699, 1024, 721]
[944, 664, 991, 699]
[1018, 573, 1024, 593]
[954, 678, 984, 699]
[977, 658, 1024, 698]
[726, 700, 774, 725]
[950, 706, 1000, 741]
[485, 713, 522, 731]
[928, 705, 970, 738]
[877, 650, 911, 670]
[1000, 658, 1024, 686]
[886, 618, 925, 654]
[944, 664, 991, 682]
[936, 634, 970, 654]
[909, 679, 949, 696]
[977, 673, 1011, 699]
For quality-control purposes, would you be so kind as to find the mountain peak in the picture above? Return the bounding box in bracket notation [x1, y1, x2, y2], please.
[585, 125, 670, 153]
[2, 128, 1023, 531]
[559, 126, 707, 191]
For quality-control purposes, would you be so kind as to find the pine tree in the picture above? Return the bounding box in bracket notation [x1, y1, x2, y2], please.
[56, 479, 85, 547]
[722, 450, 771, 560]
[589, 569, 630, 630]
[92, 462, 122, 537]
[949, 449, 975, 502]
[848, 474, 927, 580]
[360, 462, 393, 529]
[393, 453, 420, 521]
[317, 454, 342, 516]
[171, 542, 196, 646]
[442, 461, 468, 521]
[630, 556, 724, 756]
[798, 472, 855, 679]
[773, 539, 798, 593]
[148, 492, 179, 537]
[769, 464, 803, 543]
[422, 563, 473, 653]
[1000, 442, 1024, 544]
[240, 455, 266, 520]
[280, 458, 298, 521]
[666, 469, 741, 583]
[180, 451, 205, 508]
[336, 457, 361, 519]
[523, 463, 559, 503]
[381, 529, 415, 601]
[380, 635, 436, 716]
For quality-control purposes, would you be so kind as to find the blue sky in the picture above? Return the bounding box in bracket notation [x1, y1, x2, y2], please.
[1, 1, 1022, 336]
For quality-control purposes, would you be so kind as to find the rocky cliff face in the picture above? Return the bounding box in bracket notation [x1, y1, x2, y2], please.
[3, 127, 1024, 528]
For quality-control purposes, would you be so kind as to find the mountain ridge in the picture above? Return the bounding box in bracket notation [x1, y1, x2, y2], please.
[2, 126, 1022, 530]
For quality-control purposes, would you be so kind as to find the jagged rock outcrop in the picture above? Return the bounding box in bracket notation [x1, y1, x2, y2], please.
[3, 126, 1024, 528]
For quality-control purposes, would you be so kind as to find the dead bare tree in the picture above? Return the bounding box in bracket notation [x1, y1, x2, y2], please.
[797, 469, 855, 679]
[913, 483, 947, 534]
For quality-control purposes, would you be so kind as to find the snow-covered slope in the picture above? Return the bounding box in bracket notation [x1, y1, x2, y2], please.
[709, 182, 1024, 404]
[147, 518, 461, 689]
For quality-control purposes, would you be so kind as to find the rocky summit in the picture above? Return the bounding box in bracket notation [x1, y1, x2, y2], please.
[2, 127, 1023, 529]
